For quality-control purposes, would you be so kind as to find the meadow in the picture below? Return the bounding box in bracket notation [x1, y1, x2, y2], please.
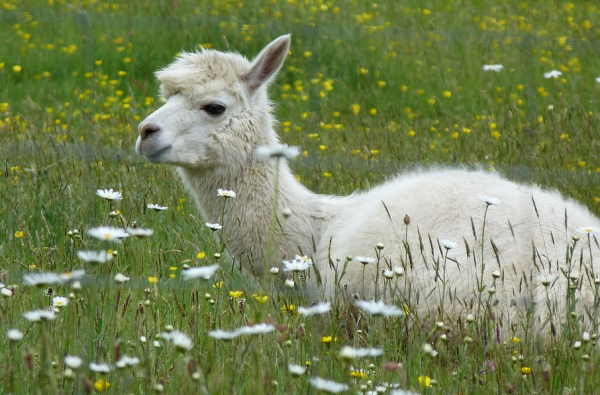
[1, 0, 600, 393]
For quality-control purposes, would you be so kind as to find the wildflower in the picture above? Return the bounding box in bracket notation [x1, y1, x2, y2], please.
[1, 288, 14, 297]
[282, 207, 292, 218]
[355, 300, 403, 317]
[520, 366, 532, 375]
[309, 377, 349, 393]
[492, 270, 501, 279]
[65, 355, 83, 369]
[269, 267, 280, 275]
[87, 226, 129, 242]
[126, 227, 154, 238]
[147, 203, 168, 211]
[7, 329, 23, 341]
[23, 309, 56, 322]
[577, 226, 599, 234]
[52, 296, 69, 308]
[439, 239, 457, 250]
[354, 256, 376, 265]
[350, 369, 368, 379]
[479, 195, 501, 206]
[544, 70, 562, 79]
[418, 375, 432, 387]
[217, 188, 236, 198]
[573, 341, 582, 349]
[422, 343, 438, 357]
[394, 266, 405, 276]
[252, 294, 269, 303]
[77, 250, 113, 263]
[582, 331, 591, 342]
[298, 302, 331, 316]
[255, 144, 300, 161]
[284, 278, 295, 288]
[160, 330, 193, 351]
[288, 363, 306, 376]
[94, 379, 111, 392]
[208, 323, 275, 340]
[383, 270, 394, 279]
[114, 273, 130, 283]
[147, 276, 159, 284]
[116, 355, 140, 368]
[205, 222, 222, 231]
[181, 265, 219, 280]
[23, 272, 64, 287]
[89, 362, 112, 373]
[96, 188, 123, 200]
[596, 77, 600, 84]
[14, 230, 25, 238]
[228, 290, 244, 299]
[321, 336, 335, 344]
[351, 104, 361, 115]
[339, 346, 383, 359]
[282, 255, 313, 272]
[483, 64, 504, 72]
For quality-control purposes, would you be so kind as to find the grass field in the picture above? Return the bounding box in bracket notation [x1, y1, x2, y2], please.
[1, 0, 600, 393]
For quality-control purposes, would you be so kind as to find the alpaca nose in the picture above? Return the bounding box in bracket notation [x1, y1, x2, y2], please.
[140, 123, 161, 140]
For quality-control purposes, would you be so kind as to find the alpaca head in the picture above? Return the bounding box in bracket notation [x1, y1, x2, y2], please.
[135, 35, 291, 169]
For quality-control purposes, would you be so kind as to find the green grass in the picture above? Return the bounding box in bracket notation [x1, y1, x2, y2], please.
[1, 0, 600, 393]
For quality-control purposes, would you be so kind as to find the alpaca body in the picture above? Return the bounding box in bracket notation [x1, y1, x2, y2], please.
[136, 35, 600, 326]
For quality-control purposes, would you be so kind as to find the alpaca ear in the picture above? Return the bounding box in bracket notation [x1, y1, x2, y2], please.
[242, 34, 291, 95]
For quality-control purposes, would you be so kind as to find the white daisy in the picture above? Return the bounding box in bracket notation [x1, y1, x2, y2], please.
[354, 256, 376, 265]
[65, 355, 83, 369]
[181, 264, 220, 280]
[298, 302, 331, 316]
[355, 300, 403, 317]
[77, 250, 113, 263]
[282, 255, 313, 272]
[126, 227, 154, 238]
[483, 64, 503, 72]
[23, 309, 57, 322]
[217, 188, 236, 198]
[52, 296, 69, 308]
[114, 273, 131, 283]
[383, 269, 394, 279]
[339, 346, 384, 359]
[60, 270, 86, 282]
[147, 203, 168, 211]
[255, 144, 300, 161]
[269, 267, 280, 275]
[439, 239, 457, 250]
[23, 272, 64, 287]
[422, 343, 438, 357]
[577, 226, 599, 235]
[160, 330, 193, 351]
[208, 323, 275, 340]
[1, 287, 13, 297]
[89, 362, 112, 373]
[116, 355, 140, 368]
[544, 70, 562, 79]
[87, 226, 129, 242]
[205, 222, 222, 231]
[96, 188, 123, 200]
[288, 363, 307, 376]
[308, 377, 349, 393]
[393, 266, 405, 276]
[284, 278, 295, 288]
[6, 328, 24, 341]
[479, 195, 501, 206]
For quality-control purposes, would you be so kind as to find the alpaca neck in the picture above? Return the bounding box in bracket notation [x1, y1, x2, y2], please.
[177, 156, 322, 272]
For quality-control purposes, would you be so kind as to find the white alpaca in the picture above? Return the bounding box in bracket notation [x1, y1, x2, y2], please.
[136, 35, 600, 329]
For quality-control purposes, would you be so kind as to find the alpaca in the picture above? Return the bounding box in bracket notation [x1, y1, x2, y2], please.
[136, 35, 600, 330]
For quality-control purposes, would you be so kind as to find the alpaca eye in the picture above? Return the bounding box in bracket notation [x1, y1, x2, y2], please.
[202, 103, 226, 116]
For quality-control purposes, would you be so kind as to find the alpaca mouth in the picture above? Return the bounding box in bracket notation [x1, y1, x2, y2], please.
[146, 145, 172, 161]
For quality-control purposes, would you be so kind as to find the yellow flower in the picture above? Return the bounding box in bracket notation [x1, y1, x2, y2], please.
[147, 276, 159, 284]
[322, 171, 332, 178]
[12, 65, 22, 73]
[377, 80, 386, 87]
[280, 304, 296, 314]
[358, 67, 369, 75]
[117, 70, 127, 77]
[213, 281, 224, 289]
[521, 366, 532, 375]
[320, 335, 336, 344]
[422, 8, 431, 15]
[252, 294, 269, 303]
[350, 370, 368, 379]
[369, 108, 378, 116]
[351, 104, 361, 115]
[442, 90, 452, 98]
[196, 251, 206, 259]
[94, 379, 111, 392]
[303, 51, 312, 58]
[418, 375, 432, 387]
[228, 290, 244, 299]
[407, 130, 416, 137]
[14, 230, 25, 238]
[511, 336, 521, 344]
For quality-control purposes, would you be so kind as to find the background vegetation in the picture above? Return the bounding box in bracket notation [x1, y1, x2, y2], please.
[0, 0, 599, 393]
